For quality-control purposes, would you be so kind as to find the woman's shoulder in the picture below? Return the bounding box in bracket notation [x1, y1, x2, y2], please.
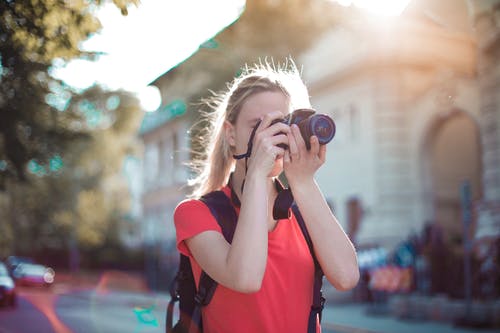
[174, 195, 223, 240]
[176, 187, 231, 211]
[174, 198, 208, 217]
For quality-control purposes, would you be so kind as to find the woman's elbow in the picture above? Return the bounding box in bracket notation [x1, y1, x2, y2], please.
[231, 272, 264, 293]
[330, 268, 360, 291]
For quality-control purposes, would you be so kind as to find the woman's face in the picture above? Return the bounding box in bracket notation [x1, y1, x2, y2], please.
[226, 90, 290, 177]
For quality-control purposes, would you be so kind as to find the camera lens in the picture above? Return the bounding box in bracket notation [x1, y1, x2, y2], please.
[308, 114, 335, 145]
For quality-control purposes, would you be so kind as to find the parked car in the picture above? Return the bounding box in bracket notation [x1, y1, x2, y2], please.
[0, 262, 17, 308]
[5, 256, 35, 275]
[12, 263, 55, 288]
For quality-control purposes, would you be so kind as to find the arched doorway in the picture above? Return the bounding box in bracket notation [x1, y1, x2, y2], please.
[424, 110, 482, 246]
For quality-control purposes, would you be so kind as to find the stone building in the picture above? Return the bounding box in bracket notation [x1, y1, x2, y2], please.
[300, 0, 499, 251]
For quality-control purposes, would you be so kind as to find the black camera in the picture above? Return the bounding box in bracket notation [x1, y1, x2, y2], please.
[267, 108, 336, 150]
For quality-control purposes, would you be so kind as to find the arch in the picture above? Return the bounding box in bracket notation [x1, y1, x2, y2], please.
[419, 108, 482, 245]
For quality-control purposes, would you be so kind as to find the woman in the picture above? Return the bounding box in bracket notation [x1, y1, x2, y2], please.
[174, 60, 359, 333]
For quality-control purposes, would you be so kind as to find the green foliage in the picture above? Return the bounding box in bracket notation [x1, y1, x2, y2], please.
[4, 87, 142, 258]
[0, 0, 141, 262]
[0, 0, 138, 188]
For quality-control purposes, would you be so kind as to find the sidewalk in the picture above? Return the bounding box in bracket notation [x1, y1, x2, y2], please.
[321, 302, 500, 333]
[54, 271, 500, 333]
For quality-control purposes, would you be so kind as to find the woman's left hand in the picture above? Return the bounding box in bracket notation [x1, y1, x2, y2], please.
[283, 124, 326, 186]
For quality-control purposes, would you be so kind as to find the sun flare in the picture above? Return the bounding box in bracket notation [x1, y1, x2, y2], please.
[335, 0, 411, 17]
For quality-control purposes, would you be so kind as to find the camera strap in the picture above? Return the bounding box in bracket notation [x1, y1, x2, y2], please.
[233, 123, 259, 161]
[230, 122, 294, 219]
[232, 124, 259, 193]
[228, 173, 293, 221]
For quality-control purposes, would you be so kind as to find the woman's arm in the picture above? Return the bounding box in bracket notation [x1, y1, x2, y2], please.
[184, 112, 290, 293]
[284, 125, 359, 290]
[291, 178, 359, 290]
[185, 175, 269, 293]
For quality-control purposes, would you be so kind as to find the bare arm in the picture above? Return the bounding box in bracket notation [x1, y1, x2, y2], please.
[185, 176, 269, 293]
[185, 112, 290, 293]
[291, 179, 359, 290]
[284, 125, 359, 290]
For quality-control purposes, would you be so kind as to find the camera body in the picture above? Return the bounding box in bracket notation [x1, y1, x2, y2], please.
[268, 108, 336, 150]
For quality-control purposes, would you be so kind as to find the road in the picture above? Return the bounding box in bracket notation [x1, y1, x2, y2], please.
[0, 285, 165, 333]
[0, 285, 367, 333]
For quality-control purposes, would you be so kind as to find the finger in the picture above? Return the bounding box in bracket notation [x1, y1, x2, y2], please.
[287, 131, 299, 160]
[319, 144, 327, 163]
[291, 124, 306, 151]
[253, 125, 289, 152]
[272, 146, 286, 159]
[309, 136, 320, 156]
[284, 149, 291, 163]
[258, 111, 286, 132]
[259, 122, 290, 138]
[264, 134, 288, 149]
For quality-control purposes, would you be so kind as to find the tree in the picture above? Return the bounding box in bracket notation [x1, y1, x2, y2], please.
[0, 0, 141, 263]
[4, 87, 143, 265]
[0, 0, 138, 189]
[51, 87, 143, 251]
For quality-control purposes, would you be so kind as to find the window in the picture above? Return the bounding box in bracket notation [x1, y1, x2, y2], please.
[144, 142, 159, 187]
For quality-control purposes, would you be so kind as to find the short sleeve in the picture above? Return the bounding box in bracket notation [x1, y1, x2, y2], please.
[173, 199, 222, 257]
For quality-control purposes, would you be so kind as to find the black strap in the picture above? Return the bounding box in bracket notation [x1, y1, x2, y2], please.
[167, 255, 197, 333]
[185, 191, 237, 333]
[200, 191, 238, 242]
[292, 204, 325, 333]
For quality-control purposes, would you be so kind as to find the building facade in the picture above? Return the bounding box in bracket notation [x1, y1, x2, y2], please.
[139, 0, 499, 287]
[300, 0, 499, 250]
[139, 103, 191, 287]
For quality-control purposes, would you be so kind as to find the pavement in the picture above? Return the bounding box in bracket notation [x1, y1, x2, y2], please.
[321, 302, 500, 333]
[53, 289, 499, 333]
[53, 271, 500, 333]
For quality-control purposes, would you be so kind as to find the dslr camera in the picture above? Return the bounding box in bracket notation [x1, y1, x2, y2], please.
[267, 108, 336, 150]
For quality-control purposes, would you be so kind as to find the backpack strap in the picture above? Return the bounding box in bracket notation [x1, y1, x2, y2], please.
[167, 254, 196, 333]
[188, 190, 238, 333]
[292, 204, 326, 333]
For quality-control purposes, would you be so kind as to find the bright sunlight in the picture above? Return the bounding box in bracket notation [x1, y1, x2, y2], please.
[335, 0, 411, 16]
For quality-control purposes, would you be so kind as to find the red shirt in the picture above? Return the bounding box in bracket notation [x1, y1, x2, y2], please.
[174, 186, 320, 333]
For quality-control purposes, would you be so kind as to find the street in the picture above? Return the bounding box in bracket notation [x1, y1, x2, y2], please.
[0, 285, 369, 333]
[1, 285, 495, 333]
[0, 286, 164, 333]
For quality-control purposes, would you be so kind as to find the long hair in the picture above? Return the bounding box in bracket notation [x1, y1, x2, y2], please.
[188, 59, 311, 198]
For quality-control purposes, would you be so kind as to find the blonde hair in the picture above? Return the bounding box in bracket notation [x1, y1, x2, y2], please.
[188, 59, 311, 198]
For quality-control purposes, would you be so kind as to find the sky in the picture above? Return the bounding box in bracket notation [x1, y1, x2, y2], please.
[52, 0, 409, 111]
[52, 0, 245, 110]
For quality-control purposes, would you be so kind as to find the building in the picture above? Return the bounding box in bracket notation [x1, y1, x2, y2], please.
[300, 0, 499, 250]
[139, 98, 192, 287]
[139, 0, 499, 289]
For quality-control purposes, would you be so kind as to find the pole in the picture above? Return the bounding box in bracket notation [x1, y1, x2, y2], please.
[460, 180, 472, 319]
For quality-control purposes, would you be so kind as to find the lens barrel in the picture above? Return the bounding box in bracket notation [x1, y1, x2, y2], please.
[264, 109, 336, 150]
[297, 114, 335, 149]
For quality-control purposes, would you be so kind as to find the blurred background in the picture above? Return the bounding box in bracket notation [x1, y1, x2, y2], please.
[0, 0, 499, 332]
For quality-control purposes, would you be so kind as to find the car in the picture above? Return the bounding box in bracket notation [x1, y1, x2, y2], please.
[12, 263, 55, 288]
[5, 256, 35, 274]
[0, 262, 17, 308]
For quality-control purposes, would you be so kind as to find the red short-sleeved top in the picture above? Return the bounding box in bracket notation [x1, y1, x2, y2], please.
[174, 186, 320, 333]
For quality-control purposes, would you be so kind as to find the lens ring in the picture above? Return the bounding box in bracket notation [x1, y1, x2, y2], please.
[309, 115, 335, 144]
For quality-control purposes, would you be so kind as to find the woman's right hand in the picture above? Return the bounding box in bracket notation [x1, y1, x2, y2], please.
[246, 111, 290, 178]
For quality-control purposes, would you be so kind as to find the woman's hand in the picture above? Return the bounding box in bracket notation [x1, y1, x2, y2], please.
[283, 124, 326, 186]
[246, 111, 290, 178]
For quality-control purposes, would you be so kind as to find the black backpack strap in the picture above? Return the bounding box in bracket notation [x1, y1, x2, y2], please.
[167, 254, 196, 333]
[200, 191, 238, 242]
[187, 191, 238, 332]
[292, 204, 326, 333]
